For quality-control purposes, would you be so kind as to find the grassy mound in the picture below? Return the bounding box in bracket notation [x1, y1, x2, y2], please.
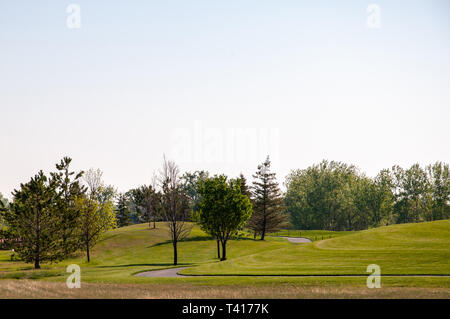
[181, 220, 450, 276]
[1, 220, 449, 284]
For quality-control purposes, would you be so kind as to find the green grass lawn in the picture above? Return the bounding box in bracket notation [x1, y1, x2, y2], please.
[268, 229, 357, 241]
[0, 220, 449, 298]
[182, 220, 450, 276]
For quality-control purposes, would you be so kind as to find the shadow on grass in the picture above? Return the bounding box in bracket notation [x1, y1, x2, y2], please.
[94, 262, 192, 268]
[147, 235, 256, 248]
[147, 235, 212, 248]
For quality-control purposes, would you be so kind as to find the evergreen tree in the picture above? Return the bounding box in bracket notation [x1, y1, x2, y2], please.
[251, 156, 287, 240]
[239, 173, 251, 198]
[5, 171, 62, 269]
[50, 157, 87, 257]
[115, 193, 132, 227]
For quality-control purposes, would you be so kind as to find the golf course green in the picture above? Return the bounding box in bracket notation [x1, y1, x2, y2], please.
[0, 220, 449, 298]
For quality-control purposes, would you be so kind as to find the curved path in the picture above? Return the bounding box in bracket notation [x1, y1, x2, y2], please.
[136, 267, 187, 277]
[281, 236, 312, 243]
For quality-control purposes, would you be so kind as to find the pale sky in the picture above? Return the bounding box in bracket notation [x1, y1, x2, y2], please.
[1, 1, 449, 199]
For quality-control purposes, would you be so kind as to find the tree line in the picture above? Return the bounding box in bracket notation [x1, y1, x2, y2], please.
[285, 160, 449, 231]
[0, 156, 286, 267]
[1, 156, 448, 268]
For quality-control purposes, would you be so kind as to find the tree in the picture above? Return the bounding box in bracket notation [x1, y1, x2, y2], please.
[284, 160, 449, 231]
[158, 157, 192, 265]
[426, 162, 450, 221]
[0, 193, 8, 230]
[0, 193, 8, 209]
[129, 185, 159, 228]
[74, 195, 116, 262]
[239, 173, 258, 239]
[115, 193, 132, 227]
[285, 160, 364, 230]
[251, 156, 287, 240]
[181, 170, 209, 221]
[50, 157, 87, 257]
[5, 171, 62, 269]
[198, 175, 252, 260]
[83, 168, 104, 198]
[392, 164, 430, 223]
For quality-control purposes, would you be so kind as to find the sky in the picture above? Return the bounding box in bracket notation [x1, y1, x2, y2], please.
[1, 0, 449, 199]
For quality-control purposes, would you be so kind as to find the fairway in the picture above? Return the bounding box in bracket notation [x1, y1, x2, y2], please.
[1, 220, 449, 298]
[182, 220, 450, 276]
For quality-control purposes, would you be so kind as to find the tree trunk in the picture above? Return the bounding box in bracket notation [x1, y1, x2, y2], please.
[173, 241, 178, 265]
[34, 257, 40, 269]
[216, 238, 220, 259]
[153, 219, 156, 229]
[220, 240, 227, 261]
[86, 242, 90, 262]
[261, 216, 266, 240]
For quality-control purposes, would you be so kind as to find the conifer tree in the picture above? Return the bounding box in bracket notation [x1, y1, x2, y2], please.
[5, 171, 62, 268]
[116, 193, 132, 227]
[251, 156, 287, 240]
[51, 157, 86, 257]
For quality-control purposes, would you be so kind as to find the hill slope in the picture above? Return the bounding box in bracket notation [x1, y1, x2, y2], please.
[181, 220, 450, 276]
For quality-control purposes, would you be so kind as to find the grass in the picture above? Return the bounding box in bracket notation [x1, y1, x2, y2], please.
[182, 220, 450, 276]
[0, 220, 449, 298]
[268, 229, 357, 241]
[1, 279, 450, 298]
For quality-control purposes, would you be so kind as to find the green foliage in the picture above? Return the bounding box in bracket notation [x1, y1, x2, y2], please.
[181, 170, 209, 219]
[127, 185, 160, 227]
[4, 171, 63, 268]
[115, 193, 132, 227]
[427, 162, 450, 220]
[0, 193, 8, 230]
[75, 195, 117, 262]
[198, 175, 252, 260]
[285, 160, 449, 230]
[50, 157, 87, 257]
[249, 156, 288, 239]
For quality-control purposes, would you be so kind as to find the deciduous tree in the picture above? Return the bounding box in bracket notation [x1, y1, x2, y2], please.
[198, 175, 252, 260]
[75, 195, 116, 262]
[158, 157, 192, 265]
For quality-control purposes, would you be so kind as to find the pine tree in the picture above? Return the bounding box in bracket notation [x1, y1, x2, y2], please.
[239, 173, 251, 198]
[116, 193, 132, 227]
[50, 157, 86, 257]
[251, 156, 287, 240]
[5, 171, 63, 268]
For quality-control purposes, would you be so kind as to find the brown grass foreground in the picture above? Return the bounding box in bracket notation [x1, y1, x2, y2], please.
[1, 280, 449, 299]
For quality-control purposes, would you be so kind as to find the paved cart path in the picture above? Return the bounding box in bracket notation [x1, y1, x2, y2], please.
[281, 236, 312, 243]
